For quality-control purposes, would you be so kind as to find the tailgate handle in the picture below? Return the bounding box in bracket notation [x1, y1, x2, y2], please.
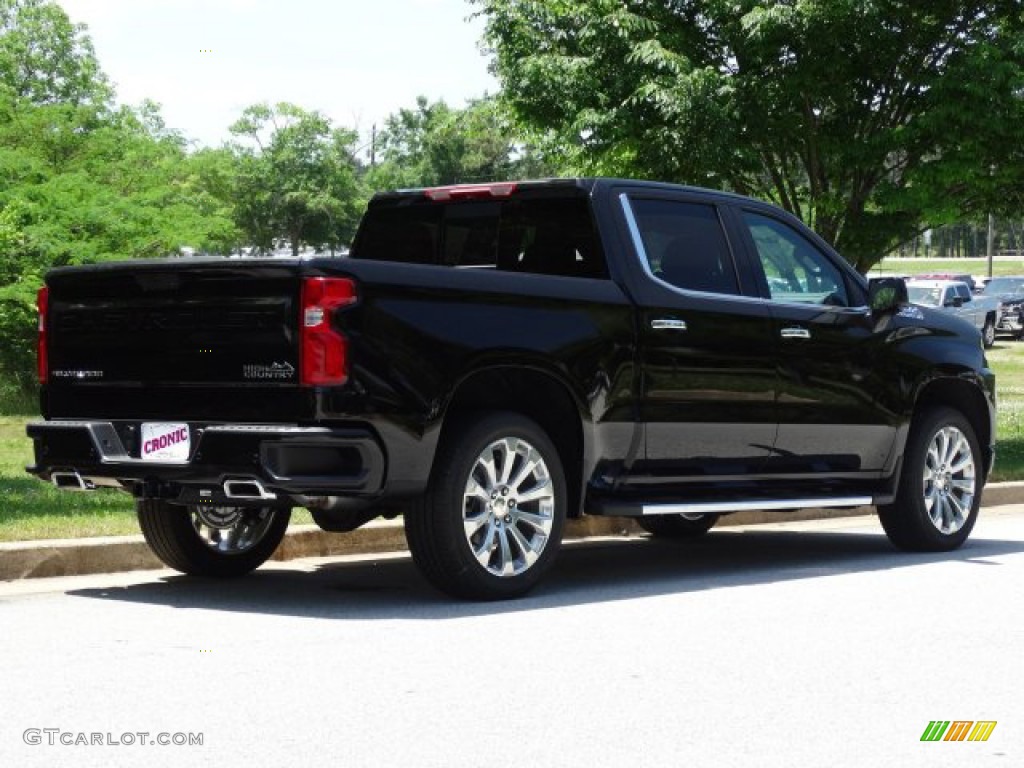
[780, 327, 811, 340]
[651, 318, 687, 331]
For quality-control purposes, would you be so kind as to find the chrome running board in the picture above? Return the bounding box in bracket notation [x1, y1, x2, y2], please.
[596, 497, 873, 517]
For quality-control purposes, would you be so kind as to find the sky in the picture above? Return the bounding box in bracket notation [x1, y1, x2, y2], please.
[57, 0, 500, 150]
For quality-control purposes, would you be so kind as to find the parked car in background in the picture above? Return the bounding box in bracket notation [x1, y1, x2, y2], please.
[916, 272, 981, 294]
[906, 279, 1000, 347]
[981, 275, 1024, 340]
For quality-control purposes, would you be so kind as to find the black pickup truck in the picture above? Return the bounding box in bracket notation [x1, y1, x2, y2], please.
[27, 179, 996, 599]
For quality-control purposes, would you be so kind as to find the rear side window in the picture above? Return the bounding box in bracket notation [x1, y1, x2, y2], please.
[627, 198, 739, 295]
[352, 194, 607, 278]
[499, 197, 607, 278]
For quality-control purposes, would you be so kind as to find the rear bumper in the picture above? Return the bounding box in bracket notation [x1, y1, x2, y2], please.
[26, 420, 386, 506]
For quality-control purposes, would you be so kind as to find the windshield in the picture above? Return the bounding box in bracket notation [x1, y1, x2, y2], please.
[984, 278, 1024, 296]
[908, 286, 942, 307]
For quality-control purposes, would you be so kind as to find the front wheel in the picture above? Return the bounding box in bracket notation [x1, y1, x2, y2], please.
[137, 500, 290, 577]
[405, 412, 567, 600]
[982, 317, 996, 348]
[878, 407, 981, 552]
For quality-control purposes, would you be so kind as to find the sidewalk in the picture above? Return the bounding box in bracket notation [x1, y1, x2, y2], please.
[4, 482, 1022, 581]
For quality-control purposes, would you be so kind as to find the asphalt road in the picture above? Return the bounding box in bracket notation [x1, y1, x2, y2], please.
[1, 508, 1022, 768]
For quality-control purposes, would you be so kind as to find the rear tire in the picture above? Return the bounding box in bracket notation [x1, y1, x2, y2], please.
[638, 513, 719, 538]
[405, 412, 567, 600]
[878, 407, 981, 552]
[137, 500, 290, 577]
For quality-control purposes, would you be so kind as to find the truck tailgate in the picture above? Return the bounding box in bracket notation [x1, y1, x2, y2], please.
[43, 260, 312, 421]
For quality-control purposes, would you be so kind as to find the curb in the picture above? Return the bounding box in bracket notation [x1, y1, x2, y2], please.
[3, 484, 1022, 582]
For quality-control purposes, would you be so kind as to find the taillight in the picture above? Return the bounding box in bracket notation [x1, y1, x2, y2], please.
[37, 285, 49, 384]
[300, 277, 357, 386]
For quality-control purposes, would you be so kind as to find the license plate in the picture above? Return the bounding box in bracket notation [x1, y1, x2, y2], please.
[140, 423, 191, 463]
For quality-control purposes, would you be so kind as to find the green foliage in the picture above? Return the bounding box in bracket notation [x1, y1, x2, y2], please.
[475, 0, 1024, 271]
[0, 278, 36, 395]
[229, 102, 363, 255]
[0, 0, 109, 107]
[2, 102, 239, 258]
[366, 95, 551, 191]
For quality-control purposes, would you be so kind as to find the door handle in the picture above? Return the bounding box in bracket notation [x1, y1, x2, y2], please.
[651, 318, 687, 331]
[780, 327, 811, 340]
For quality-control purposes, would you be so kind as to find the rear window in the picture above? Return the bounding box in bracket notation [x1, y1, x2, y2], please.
[351, 194, 607, 278]
[628, 198, 739, 295]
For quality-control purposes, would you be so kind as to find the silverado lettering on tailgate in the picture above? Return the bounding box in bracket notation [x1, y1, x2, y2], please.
[56, 307, 283, 334]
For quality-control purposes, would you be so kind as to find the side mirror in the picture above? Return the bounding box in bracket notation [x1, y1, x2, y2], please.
[869, 277, 908, 314]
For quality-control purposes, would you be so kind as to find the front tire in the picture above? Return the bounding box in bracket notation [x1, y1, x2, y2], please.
[405, 412, 567, 600]
[878, 407, 981, 552]
[137, 500, 290, 577]
[638, 513, 719, 538]
[982, 316, 996, 348]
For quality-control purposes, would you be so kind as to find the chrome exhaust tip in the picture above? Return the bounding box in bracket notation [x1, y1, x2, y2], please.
[222, 479, 276, 501]
[51, 471, 94, 491]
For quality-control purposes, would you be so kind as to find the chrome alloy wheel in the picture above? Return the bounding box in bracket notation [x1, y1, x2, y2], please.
[923, 426, 976, 535]
[983, 321, 996, 348]
[461, 437, 556, 577]
[191, 506, 277, 555]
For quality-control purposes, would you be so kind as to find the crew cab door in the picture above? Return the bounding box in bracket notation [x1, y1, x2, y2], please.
[733, 207, 898, 474]
[616, 191, 777, 480]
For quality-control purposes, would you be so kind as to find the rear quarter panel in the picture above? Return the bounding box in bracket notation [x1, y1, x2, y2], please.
[307, 258, 638, 496]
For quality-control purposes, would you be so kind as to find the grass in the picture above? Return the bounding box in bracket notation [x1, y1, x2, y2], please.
[3, 338, 1024, 541]
[0, 381, 36, 416]
[871, 256, 1024, 278]
[986, 342, 1024, 482]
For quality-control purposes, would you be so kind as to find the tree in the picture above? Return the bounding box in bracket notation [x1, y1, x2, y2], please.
[229, 103, 363, 256]
[0, 199, 37, 396]
[366, 95, 550, 191]
[475, 0, 1024, 271]
[0, 0, 109, 107]
[1, 99, 240, 264]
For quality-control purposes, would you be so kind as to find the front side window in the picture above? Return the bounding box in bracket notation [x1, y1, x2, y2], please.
[743, 212, 849, 307]
[628, 198, 739, 295]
